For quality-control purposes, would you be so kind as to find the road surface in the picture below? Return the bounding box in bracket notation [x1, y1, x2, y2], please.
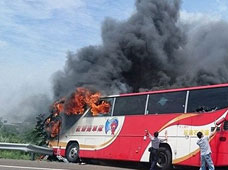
[0, 159, 226, 170]
[0, 159, 131, 170]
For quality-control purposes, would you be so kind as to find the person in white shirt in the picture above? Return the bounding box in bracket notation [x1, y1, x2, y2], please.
[196, 124, 218, 170]
[145, 130, 167, 170]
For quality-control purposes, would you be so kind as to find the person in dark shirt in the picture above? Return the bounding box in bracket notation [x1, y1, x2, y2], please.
[145, 130, 167, 170]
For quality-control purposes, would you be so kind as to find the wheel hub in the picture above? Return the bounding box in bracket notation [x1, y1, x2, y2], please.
[157, 152, 168, 168]
[69, 147, 78, 159]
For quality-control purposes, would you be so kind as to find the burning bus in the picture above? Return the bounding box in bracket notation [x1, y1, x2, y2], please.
[46, 84, 228, 170]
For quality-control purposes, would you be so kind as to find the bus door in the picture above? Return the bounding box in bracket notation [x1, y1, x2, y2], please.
[215, 120, 228, 166]
[125, 116, 145, 161]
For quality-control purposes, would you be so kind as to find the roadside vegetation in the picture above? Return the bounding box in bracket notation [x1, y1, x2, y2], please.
[0, 114, 47, 160]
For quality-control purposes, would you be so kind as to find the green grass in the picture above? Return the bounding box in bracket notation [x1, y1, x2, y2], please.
[0, 150, 30, 160]
[0, 114, 48, 160]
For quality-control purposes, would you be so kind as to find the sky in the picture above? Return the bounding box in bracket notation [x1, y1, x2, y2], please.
[0, 0, 228, 120]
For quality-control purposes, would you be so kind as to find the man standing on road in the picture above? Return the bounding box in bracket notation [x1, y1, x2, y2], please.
[145, 130, 167, 170]
[196, 124, 218, 170]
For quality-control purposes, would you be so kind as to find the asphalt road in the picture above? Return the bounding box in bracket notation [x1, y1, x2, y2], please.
[0, 159, 227, 170]
[0, 159, 132, 170]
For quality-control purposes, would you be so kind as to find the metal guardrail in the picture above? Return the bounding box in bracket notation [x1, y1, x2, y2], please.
[0, 143, 53, 156]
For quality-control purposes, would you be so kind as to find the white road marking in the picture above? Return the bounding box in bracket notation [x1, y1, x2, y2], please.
[0, 164, 70, 170]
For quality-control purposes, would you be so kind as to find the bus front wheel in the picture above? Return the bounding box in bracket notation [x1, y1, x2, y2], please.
[66, 142, 79, 163]
[157, 147, 172, 170]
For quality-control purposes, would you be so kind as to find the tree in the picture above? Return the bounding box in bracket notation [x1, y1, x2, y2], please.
[26, 114, 48, 146]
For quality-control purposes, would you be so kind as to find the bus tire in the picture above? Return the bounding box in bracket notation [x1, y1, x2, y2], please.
[66, 142, 79, 163]
[157, 147, 172, 170]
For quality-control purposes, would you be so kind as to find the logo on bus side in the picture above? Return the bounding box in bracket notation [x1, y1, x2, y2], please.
[184, 129, 210, 136]
[75, 125, 104, 132]
[105, 118, 118, 135]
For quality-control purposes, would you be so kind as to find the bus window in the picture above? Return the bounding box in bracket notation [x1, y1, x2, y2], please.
[187, 87, 228, 113]
[85, 98, 114, 117]
[147, 91, 186, 114]
[113, 95, 147, 116]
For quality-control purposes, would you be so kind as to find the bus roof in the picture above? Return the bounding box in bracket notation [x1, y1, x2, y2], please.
[106, 83, 228, 98]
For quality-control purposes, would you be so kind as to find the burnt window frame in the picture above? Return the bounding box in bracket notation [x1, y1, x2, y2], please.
[84, 97, 114, 117]
[187, 87, 228, 113]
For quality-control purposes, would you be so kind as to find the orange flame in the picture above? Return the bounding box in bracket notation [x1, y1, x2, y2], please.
[90, 101, 110, 116]
[51, 98, 65, 116]
[50, 120, 61, 138]
[64, 87, 110, 116]
[64, 88, 88, 115]
[45, 119, 61, 138]
[45, 87, 110, 138]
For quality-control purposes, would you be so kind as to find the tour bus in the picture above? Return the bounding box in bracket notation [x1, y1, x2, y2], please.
[48, 83, 228, 169]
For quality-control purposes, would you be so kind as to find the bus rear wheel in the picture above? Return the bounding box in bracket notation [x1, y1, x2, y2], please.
[66, 142, 79, 163]
[157, 147, 172, 170]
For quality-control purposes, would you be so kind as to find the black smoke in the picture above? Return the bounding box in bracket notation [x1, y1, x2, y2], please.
[176, 21, 228, 86]
[52, 0, 228, 98]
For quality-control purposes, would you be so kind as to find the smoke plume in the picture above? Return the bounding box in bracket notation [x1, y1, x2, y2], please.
[52, 0, 228, 98]
[6, 94, 52, 123]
